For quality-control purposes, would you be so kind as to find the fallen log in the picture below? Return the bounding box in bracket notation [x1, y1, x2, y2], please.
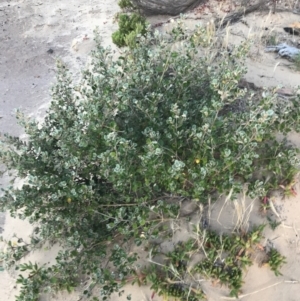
[265, 43, 300, 59]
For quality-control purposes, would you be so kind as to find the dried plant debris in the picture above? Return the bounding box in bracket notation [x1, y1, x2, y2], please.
[265, 43, 300, 59]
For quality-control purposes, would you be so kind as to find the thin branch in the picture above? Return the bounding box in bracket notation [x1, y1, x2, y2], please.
[221, 280, 298, 300]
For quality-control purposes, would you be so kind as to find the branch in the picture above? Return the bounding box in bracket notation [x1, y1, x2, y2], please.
[214, 0, 268, 28]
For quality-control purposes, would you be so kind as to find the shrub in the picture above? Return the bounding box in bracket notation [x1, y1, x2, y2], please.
[0, 24, 299, 300]
[112, 13, 147, 48]
[118, 0, 134, 10]
[294, 53, 300, 71]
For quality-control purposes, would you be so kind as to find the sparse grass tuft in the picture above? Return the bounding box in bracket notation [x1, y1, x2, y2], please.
[294, 53, 300, 71]
[265, 34, 278, 46]
[146, 224, 285, 299]
[267, 216, 281, 231]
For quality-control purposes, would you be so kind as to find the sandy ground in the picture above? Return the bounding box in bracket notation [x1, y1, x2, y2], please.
[1, 0, 300, 300]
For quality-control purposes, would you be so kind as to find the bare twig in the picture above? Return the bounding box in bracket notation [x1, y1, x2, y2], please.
[217, 188, 233, 226]
[232, 189, 255, 233]
[214, 0, 268, 28]
[269, 198, 280, 219]
[221, 279, 298, 300]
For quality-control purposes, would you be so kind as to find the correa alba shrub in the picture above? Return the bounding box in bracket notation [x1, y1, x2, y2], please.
[1, 23, 300, 300]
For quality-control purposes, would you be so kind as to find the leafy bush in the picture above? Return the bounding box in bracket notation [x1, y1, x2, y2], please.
[0, 24, 299, 300]
[112, 13, 147, 48]
[118, 0, 134, 10]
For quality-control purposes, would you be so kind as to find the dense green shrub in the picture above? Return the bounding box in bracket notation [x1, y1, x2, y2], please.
[112, 13, 147, 48]
[0, 24, 299, 300]
[118, 0, 134, 10]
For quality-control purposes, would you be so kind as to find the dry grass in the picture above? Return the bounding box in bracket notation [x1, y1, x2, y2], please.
[232, 188, 256, 233]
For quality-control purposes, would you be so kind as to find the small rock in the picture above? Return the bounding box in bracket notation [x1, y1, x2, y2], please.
[47, 48, 54, 54]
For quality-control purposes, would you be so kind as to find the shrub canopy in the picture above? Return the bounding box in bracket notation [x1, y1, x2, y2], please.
[1, 24, 300, 300]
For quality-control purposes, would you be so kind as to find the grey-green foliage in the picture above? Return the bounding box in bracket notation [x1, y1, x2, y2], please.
[0, 24, 300, 300]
